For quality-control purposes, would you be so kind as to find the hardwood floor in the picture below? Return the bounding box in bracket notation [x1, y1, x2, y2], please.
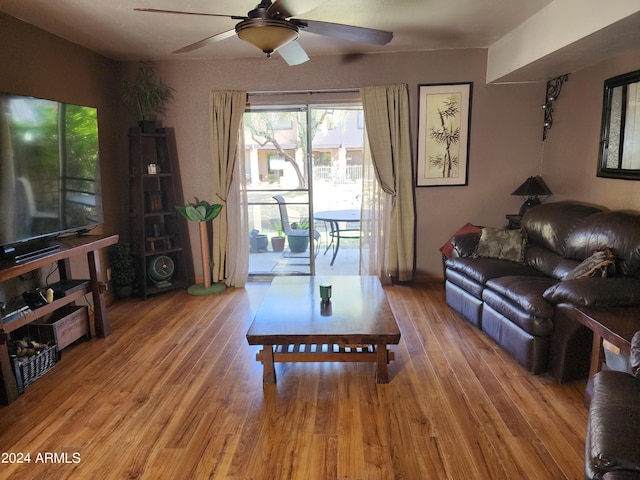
[0, 281, 588, 479]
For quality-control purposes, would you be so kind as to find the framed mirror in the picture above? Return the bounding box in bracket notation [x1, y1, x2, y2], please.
[598, 69, 640, 180]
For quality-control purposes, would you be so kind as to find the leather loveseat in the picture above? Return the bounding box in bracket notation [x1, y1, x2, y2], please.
[444, 201, 640, 381]
[585, 330, 640, 480]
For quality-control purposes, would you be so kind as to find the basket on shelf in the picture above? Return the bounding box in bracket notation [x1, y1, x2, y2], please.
[10, 341, 57, 394]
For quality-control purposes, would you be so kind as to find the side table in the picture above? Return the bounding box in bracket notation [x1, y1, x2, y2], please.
[567, 304, 640, 405]
[505, 214, 522, 229]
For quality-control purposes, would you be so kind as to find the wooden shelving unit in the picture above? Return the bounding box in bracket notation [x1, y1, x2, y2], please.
[129, 128, 192, 299]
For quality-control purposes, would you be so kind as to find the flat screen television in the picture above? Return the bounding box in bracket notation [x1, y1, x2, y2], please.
[0, 92, 103, 263]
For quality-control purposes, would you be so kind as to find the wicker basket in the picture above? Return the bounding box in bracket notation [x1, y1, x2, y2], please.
[12, 344, 57, 394]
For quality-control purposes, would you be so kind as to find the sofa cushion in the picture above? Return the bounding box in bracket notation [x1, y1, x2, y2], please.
[543, 277, 640, 308]
[521, 201, 605, 256]
[586, 371, 640, 478]
[525, 244, 580, 280]
[474, 227, 526, 263]
[483, 276, 557, 336]
[566, 211, 640, 277]
[445, 268, 484, 298]
[445, 257, 543, 286]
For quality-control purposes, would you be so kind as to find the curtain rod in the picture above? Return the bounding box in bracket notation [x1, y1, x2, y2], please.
[247, 88, 359, 97]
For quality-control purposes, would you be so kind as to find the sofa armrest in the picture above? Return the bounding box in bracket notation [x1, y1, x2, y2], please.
[632, 331, 640, 379]
[586, 371, 640, 479]
[543, 277, 640, 308]
[450, 233, 480, 258]
[602, 471, 640, 479]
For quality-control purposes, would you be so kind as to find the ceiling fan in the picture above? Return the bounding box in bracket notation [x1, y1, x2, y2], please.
[135, 0, 393, 66]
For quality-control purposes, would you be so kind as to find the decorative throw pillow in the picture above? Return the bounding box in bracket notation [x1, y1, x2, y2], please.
[565, 248, 615, 280]
[474, 227, 526, 263]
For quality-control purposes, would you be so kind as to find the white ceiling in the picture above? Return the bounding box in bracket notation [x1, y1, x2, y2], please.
[1, 0, 639, 82]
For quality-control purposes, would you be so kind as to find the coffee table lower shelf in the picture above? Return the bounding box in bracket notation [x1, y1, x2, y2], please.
[256, 343, 396, 384]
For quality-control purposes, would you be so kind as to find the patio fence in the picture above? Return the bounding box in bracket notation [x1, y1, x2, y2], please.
[313, 165, 363, 184]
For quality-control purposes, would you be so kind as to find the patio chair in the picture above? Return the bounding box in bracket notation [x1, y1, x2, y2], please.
[272, 195, 320, 255]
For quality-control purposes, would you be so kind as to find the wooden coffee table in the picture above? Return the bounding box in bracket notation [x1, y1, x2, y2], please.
[246, 275, 401, 384]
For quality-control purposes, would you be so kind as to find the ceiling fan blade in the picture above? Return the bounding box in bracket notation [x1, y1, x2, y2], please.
[277, 40, 310, 66]
[292, 19, 393, 45]
[267, 0, 322, 18]
[172, 29, 236, 54]
[134, 8, 244, 19]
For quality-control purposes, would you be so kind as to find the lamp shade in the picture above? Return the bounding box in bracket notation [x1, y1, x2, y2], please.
[511, 176, 552, 197]
[236, 18, 299, 55]
[512, 176, 552, 216]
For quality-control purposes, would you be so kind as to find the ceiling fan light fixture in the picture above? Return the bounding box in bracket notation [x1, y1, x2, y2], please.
[235, 18, 299, 57]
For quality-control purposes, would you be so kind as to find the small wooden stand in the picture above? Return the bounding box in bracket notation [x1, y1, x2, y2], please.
[0, 234, 117, 404]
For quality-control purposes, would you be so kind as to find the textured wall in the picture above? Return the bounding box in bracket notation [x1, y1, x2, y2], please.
[0, 14, 126, 242]
[542, 46, 640, 211]
[0, 14, 125, 288]
[149, 50, 544, 277]
[8, 10, 637, 279]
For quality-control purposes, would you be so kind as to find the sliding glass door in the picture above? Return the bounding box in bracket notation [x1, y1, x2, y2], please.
[245, 104, 364, 278]
[245, 107, 313, 277]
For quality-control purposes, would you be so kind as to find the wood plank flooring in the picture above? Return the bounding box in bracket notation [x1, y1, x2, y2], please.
[0, 281, 588, 479]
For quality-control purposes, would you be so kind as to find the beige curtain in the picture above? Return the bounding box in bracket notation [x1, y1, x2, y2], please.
[360, 125, 392, 281]
[225, 125, 249, 287]
[360, 84, 415, 282]
[210, 90, 248, 286]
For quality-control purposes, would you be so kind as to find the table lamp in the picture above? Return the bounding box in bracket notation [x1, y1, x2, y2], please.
[511, 176, 552, 216]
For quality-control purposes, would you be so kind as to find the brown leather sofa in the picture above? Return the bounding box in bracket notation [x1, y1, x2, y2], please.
[444, 201, 640, 381]
[585, 330, 640, 480]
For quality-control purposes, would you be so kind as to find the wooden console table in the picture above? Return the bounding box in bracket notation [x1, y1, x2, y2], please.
[570, 305, 640, 404]
[0, 234, 118, 404]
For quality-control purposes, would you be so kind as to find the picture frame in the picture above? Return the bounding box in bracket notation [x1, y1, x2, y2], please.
[416, 82, 472, 187]
[145, 190, 164, 212]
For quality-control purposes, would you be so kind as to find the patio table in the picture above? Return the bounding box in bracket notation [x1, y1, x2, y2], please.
[313, 209, 361, 266]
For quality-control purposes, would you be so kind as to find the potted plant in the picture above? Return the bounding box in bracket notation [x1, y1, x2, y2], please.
[250, 229, 269, 253]
[270, 219, 285, 252]
[176, 198, 225, 295]
[109, 243, 136, 298]
[122, 61, 175, 133]
[288, 218, 310, 253]
[271, 228, 285, 252]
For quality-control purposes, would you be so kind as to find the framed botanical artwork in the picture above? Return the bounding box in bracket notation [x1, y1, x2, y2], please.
[416, 82, 472, 186]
